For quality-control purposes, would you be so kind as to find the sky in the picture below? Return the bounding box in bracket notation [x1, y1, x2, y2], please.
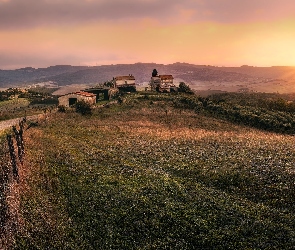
[1, 0, 295, 69]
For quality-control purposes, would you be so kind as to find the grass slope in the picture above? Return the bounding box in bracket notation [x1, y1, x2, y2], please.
[16, 94, 295, 249]
[0, 98, 56, 121]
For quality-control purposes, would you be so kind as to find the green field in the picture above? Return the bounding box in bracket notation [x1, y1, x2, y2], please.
[0, 98, 56, 121]
[8, 93, 295, 249]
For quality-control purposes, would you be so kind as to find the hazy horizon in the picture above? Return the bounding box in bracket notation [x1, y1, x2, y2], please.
[1, 0, 295, 70]
[3, 62, 295, 71]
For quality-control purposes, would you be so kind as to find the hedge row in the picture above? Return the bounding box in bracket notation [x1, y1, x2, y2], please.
[173, 95, 295, 134]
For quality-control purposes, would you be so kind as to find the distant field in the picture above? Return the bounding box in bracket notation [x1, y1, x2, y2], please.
[0, 98, 29, 108]
[0, 98, 56, 121]
[12, 93, 295, 249]
[189, 79, 295, 94]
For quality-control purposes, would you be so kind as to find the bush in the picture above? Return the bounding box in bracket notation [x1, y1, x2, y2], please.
[178, 82, 193, 94]
[75, 100, 92, 115]
[57, 105, 66, 113]
[117, 96, 124, 104]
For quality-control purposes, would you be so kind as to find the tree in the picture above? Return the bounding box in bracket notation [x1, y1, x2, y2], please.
[104, 81, 114, 88]
[152, 69, 158, 77]
[178, 82, 193, 94]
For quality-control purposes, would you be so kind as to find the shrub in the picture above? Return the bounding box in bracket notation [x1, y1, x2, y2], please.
[75, 100, 92, 115]
[178, 82, 193, 94]
[117, 96, 124, 104]
[57, 105, 66, 113]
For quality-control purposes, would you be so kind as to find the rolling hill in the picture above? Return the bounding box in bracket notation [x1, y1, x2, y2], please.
[1, 63, 295, 93]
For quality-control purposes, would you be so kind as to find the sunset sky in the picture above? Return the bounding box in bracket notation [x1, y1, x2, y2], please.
[1, 0, 295, 69]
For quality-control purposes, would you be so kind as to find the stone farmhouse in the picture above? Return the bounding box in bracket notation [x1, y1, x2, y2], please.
[112, 74, 136, 91]
[150, 74, 176, 92]
[58, 91, 96, 107]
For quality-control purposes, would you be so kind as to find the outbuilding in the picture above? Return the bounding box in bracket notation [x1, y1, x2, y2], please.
[112, 74, 136, 91]
[58, 91, 96, 107]
[150, 74, 176, 92]
[83, 87, 110, 101]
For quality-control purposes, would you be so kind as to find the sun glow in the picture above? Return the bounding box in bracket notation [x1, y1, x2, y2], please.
[1, 12, 295, 68]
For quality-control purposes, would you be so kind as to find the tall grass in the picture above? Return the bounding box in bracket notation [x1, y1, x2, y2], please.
[15, 94, 295, 249]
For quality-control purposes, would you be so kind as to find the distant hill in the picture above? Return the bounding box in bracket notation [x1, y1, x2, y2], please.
[1, 63, 295, 93]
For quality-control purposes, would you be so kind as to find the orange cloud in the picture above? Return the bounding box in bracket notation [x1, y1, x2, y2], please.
[1, 12, 295, 68]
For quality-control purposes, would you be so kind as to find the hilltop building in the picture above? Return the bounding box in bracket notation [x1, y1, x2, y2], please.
[112, 74, 136, 91]
[58, 91, 96, 107]
[150, 74, 177, 92]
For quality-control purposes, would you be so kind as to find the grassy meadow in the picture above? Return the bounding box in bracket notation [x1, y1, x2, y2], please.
[11, 93, 295, 249]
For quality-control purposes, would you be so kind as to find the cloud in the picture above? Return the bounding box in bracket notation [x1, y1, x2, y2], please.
[1, 0, 295, 69]
[0, 0, 180, 29]
[193, 0, 295, 23]
[1, 17, 295, 69]
[1, 0, 295, 30]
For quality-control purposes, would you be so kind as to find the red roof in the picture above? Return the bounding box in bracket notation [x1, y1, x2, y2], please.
[159, 75, 174, 80]
[114, 75, 135, 80]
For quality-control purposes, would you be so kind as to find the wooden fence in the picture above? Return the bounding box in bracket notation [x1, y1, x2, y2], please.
[0, 117, 26, 248]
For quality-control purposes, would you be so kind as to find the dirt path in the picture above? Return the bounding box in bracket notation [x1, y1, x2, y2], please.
[0, 115, 41, 132]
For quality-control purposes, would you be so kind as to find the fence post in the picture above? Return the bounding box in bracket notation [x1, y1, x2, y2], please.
[6, 135, 18, 183]
[0, 165, 8, 237]
[19, 118, 25, 156]
[12, 125, 24, 165]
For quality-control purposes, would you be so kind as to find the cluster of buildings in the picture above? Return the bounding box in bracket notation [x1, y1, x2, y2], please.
[58, 71, 176, 107]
